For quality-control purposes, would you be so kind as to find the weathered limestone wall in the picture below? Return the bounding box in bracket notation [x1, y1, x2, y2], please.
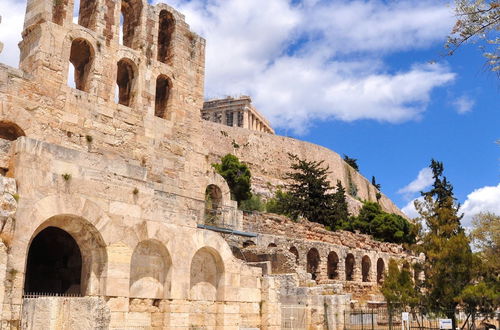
[21, 297, 110, 330]
[201, 121, 405, 216]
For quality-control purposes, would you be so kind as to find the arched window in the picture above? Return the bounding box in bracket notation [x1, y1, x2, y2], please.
[116, 58, 137, 106]
[157, 10, 175, 64]
[129, 240, 171, 299]
[68, 39, 94, 92]
[362, 255, 371, 282]
[289, 246, 299, 264]
[327, 251, 339, 280]
[345, 253, 355, 281]
[155, 75, 171, 118]
[0, 121, 25, 141]
[77, 0, 98, 30]
[268, 243, 277, 248]
[190, 247, 224, 301]
[120, 0, 143, 49]
[24, 227, 82, 295]
[243, 240, 255, 248]
[377, 258, 385, 284]
[307, 248, 320, 282]
[53, 0, 69, 25]
[204, 185, 222, 225]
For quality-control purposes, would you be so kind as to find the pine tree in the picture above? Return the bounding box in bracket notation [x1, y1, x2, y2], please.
[331, 180, 349, 229]
[343, 154, 359, 171]
[284, 154, 335, 226]
[415, 159, 473, 328]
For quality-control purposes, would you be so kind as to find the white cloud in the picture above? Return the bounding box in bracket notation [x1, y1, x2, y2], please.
[398, 167, 434, 195]
[460, 183, 500, 228]
[160, 0, 456, 134]
[452, 95, 475, 114]
[402, 197, 423, 219]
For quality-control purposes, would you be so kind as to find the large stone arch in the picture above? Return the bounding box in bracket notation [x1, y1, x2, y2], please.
[25, 214, 108, 296]
[189, 246, 225, 302]
[361, 255, 372, 282]
[129, 239, 172, 299]
[10, 194, 111, 298]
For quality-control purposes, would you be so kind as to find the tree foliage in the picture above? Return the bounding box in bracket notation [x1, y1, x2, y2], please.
[381, 259, 420, 308]
[446, 0, 500, 76]
[343, 154, 359, 171]
[470, 212, 500, 272]
[346, 201, 416, 244]
[212, 154, 252, 204]
[277, 154, 349, 229]
[414, 159, 474, 328]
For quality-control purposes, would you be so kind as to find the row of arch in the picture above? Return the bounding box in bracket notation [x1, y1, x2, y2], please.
[68, 38, 172, 118]
[24, 219, 224, 301]
[53, 0, 175, 62]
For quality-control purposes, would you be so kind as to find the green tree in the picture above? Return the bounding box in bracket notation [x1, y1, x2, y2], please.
[470, 212, 500, 272]
[415, 159, 474, 328]
[265, 189, 291, 216]
[372, 176, 382, 202]
[283, 154, 338, 228]
[381, 259, 420, 308]
[446, 0, 499, 76]
[212, 154, 252, 204]
[343, 154, 359, 171]
[239, 194, 265, 212]
[331, 180, 350, 228]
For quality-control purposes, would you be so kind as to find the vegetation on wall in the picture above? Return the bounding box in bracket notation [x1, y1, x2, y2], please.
[343, 154, 359, 171]
[212, 153, 252, 204]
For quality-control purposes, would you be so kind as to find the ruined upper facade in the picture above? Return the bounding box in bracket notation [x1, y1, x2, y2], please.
[202, 96, 275, 134]
[0, 1, 415, 329]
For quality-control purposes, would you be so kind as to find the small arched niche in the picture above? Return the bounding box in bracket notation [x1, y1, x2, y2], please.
[155, 75, 172, 119]
[190, 247, 224, 301]
[116, 58, 137, 107]
[242, 240, 255, 248]
[345, 253, 355, 281]
[68, 38, 94, 92]
[268, 243, 277, 248]
[377, 258, 385, 284]
[24, 227, 82, 295]
[327, 251, 339, 280]
[204, 184, 222, 225]
[0, 121, 25, 141]
[362, 255, 372, 282]
[306, 248, 320, 281]
[129, 240, 171, 299]
[77, 0, 98, 30]
[157, 10, 175, 64]
[289, 246, 299, 264]
[120, 0, 143, 49]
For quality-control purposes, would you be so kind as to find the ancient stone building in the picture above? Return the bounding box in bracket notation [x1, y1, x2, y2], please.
[202, 96, 275, 134]
[0, 1, 418, 329]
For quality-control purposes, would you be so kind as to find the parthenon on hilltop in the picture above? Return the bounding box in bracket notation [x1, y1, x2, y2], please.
[0, 0, 418, 329]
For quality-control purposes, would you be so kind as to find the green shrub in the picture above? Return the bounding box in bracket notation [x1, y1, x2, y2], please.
[239, 194, 265, 212]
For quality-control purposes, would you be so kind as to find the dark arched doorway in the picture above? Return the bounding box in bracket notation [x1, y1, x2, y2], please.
[307, 248, 320, 282]
[0, 121, 25, 141]
[327, 251, 339, 279]
[24, 227, 82, 295]
[345, 253, 355, 281]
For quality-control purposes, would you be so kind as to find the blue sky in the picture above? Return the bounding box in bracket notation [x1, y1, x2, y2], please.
[0, 0, 498, 227]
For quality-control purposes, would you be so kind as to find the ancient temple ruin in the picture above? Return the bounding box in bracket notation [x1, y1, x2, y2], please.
[0, 1, 418, 329]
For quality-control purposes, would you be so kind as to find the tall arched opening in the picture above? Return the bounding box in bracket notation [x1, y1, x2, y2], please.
[155, 75, 171, 118]
[24, 227, 82, 295]
[157, 10, 175, 64]
[0, 121, 25, 141]
[327, 251, 339, 280]
[129, 240, 171, 299]
[205, 184, 222, 225]
[306, 248, 320, 281]
[68, 39, 94, 92]
[116, 58, 137, 106]
[377, 258, 385, 284]
[120, 0, 143, 49]
[78, 0, 98, 30]
[345, 253, 355, 281]
[289, 246, 299, 264]
[362, 255, 371, 282]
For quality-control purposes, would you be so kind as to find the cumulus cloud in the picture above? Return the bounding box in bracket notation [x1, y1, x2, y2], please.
[159, 0, 457, 134]
[398, 167, 434, 196]
[401, 197, 423, 219]
[2, 0, 457, 133]
[452, 95, 475, 114]
[460, 183, 500, 228]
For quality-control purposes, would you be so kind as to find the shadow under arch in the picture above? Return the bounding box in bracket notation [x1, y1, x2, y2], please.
[24, 214, 108, 296]
[0, 121, 26, 141]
